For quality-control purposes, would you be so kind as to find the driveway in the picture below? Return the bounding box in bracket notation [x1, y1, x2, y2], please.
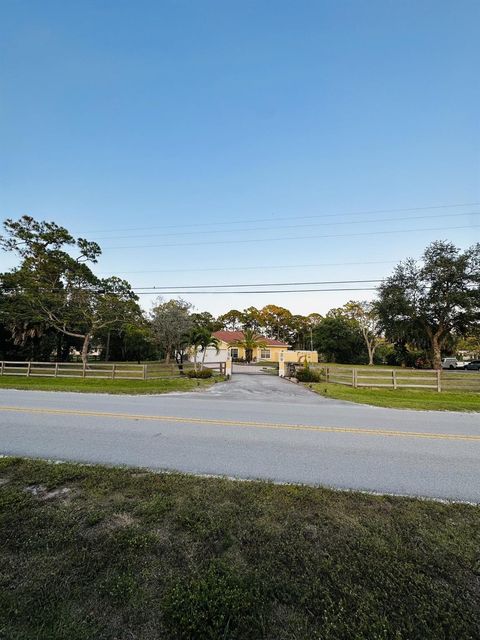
[0, 374, 479, 502]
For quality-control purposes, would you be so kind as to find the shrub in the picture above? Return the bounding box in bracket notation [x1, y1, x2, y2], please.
[186, 368, 214, 379]
[295, 365, 321, 383]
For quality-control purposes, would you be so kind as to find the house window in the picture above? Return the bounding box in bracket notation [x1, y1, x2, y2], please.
[260, 349, 271, 360]
[230, 348, 239, 359]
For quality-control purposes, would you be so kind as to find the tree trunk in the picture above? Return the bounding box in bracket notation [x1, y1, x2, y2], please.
[201, 348, 207, 371]
[193, 349, 198, 372]
[105, 330, 111, 361]
[165, 349, 170, 365]
[81, 334, 90, 367]
[431, 334, 442, 370]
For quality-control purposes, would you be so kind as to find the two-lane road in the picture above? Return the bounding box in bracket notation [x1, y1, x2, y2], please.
[0, 373, 479, 502]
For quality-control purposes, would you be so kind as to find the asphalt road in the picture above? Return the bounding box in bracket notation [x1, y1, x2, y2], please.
[0, 371, 479, 502]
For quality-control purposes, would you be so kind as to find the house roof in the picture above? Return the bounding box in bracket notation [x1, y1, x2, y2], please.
[213, 330, 289, 347]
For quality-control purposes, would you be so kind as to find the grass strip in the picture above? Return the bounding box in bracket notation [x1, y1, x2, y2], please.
[0, 457, 479, 639]
[0, 375, 219, 394]
[308, 382, 480, 411]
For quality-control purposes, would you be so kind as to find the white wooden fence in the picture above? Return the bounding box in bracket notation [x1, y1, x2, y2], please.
[0, 361, 226, 380]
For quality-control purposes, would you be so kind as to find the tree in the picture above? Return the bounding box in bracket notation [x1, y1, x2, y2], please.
[218, 309, 244, 331]
[377, 241, 480, 369]
[191, 311, 222, 332]
[242, 307, 262, 332]
[342, 301, 383, 365]
[190, 327, 220, 371]
[259, 305, 293, 341]
[0, 216, 140, 365]
[231, 329, 267, 363]
[313, 316, 366, 364]
[150, 298, 193, 363]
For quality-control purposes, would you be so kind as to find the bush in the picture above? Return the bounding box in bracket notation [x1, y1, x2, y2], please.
[295, 365, 321, 383]
[186, 368, 214, 379]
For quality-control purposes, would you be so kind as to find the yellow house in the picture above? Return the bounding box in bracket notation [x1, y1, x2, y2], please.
[213, 331, 288, 362]
[212, 331, 318, 363]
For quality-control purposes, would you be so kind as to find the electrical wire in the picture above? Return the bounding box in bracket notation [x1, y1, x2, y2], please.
[98, 259, 401, 276]
[130, 278, 383, 290]
[81, 210, 479, 241]
[133, 287, 380, 295]
[100, 223, 480, 250]
[79, 201, 480, 235]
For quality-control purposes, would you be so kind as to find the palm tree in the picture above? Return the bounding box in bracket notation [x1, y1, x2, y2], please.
[231, 329, 267, 363]
[190, 327, 220, 371]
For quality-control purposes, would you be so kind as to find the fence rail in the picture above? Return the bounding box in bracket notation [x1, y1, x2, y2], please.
[286, 364, 480, 393]
[0, 360, 226, 380]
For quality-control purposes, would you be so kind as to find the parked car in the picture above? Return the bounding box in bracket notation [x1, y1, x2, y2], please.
[464, 360, 480, 371]
[441, 357, 459, 370]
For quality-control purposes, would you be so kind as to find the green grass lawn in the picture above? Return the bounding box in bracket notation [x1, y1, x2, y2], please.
[308, 382, 480, 411]
[0, 375, 219, 394]
[0, 458, 479, 640]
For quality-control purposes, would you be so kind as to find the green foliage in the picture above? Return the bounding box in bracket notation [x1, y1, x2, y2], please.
[162, 563, 263, 639]
[311, 382, 480, 411]
[231, 328, 268, 363]
[313, 316, 367, 363]
[0, 216, 141, 363]
[186, 368, 214, 378]
[150, 298, 193, 362]
[377, 240, 480, 369]
[0, 375, 216, 394]
[1, 458, 479, 639]
[295, 364, 321, 382]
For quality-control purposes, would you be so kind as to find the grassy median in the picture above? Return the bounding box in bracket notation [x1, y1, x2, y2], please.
[0, 375, 219, 394]
[308, 382, 480, 411]
[0, 458, 479, 639]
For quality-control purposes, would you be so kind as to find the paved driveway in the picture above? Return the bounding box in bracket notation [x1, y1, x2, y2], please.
[0, 374, 479, 502]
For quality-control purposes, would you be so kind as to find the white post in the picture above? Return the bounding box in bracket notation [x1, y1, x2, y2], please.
[278, 352, 285, 378]
[225, 356, 232, 379]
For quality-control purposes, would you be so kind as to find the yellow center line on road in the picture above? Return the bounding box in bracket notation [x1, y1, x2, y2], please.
[0, 405, 478, 442]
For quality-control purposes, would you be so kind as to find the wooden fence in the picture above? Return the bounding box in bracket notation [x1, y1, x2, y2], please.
[0, 361, 226, 380]
[287, 364, 480, 393]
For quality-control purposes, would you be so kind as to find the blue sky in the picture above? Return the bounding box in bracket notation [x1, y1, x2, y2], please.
[1, 0, 479, 316]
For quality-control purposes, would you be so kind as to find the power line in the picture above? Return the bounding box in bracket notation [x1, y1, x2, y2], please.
[100, 223, 480, 250]
[82, 210, 479, 241]
[131, 278, 383, 290]
[80, 201, 480, 235]
[135, 287, 379, 295]
[98, 259, 401, 276]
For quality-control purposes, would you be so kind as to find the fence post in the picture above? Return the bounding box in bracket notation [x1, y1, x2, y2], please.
[143, 364, 147, 380]
[55, 362, 58, 378]
[0, 361, 4, 376]
[352, 368, 357, 388]
[278, 352, 285, 378]
[392, 370, 397, 390]
[27, 362, 31, 377]
[325, 366, 329, 383]
[111, 363, 116, 380]
[437, 370, 441, 393]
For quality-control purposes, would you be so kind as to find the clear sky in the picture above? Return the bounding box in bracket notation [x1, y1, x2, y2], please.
[1, 0, 479, 317]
